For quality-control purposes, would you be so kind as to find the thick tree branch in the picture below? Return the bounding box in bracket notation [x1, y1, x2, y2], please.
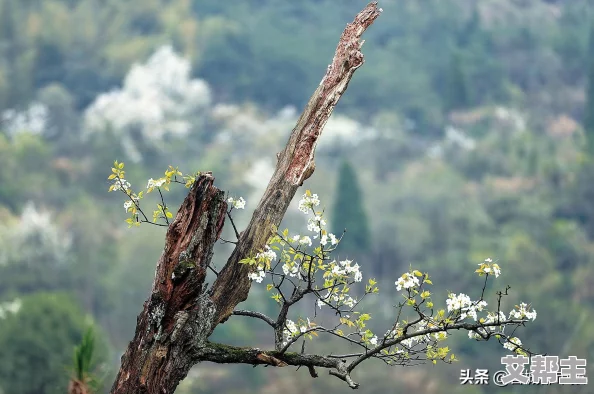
[209, 0, 382, 329]
[195, 342, 358, 388]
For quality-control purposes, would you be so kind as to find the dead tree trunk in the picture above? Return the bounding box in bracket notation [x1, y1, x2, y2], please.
[110, 3, 381, 393]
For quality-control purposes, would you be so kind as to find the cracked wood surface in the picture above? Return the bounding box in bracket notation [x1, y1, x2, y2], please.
[110, 175, 226, 394]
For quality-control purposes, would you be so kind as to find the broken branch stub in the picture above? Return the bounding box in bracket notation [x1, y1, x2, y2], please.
[110, 174, 226, 394]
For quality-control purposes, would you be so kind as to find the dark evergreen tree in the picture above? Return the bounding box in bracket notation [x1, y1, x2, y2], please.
[585, 62, 594, 153]
[331, 160, 371, 255]
[584, 23, 594, 154]
[443, 52, 469, 112]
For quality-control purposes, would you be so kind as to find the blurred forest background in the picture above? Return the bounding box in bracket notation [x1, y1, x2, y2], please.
[0, 0, 593, 393]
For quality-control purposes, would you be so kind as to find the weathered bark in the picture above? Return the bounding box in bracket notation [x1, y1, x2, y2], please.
[111, 174, 227, 393]
[110, 3, 381, 393]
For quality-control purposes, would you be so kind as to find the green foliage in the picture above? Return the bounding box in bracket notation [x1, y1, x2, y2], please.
[443, 53, 469, 111]
[0, 292, 106, 394]
[71, 326, 102, 392]
[0, 133, 58, 211]
[73, 327, 95, 381]
[331, 161, 371, 255]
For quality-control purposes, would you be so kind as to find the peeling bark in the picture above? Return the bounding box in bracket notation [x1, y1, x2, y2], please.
[110, 3, 381, 393]
[110, 174, 226, 394]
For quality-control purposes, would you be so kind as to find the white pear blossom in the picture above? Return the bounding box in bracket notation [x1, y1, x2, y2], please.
[318, 290, 356, 308]
[147, 178, 166, 188]
[227, 196, 246, 210]
[395, 272, 420, 291]
[342, 295, 356, 308]
[248, 267, 266, 283]
[307, 215, 326, 233]
[0, 299, 22, 319]
[124, 200, 134, 211]
[446, 293, 488, 321]
[503, 337, 523, 352]
[255, 245, 276, 262]
[329, 233, 339, 245]
[283, 319, 300, 345]
[509, 303, 537, 321]
[298, 192, 320, 214]
[369, 335, 378, 346]
[401, 337, 419, 348]
[446, 293, 472, 312]
[112, 178, 131, 192]
[282, 262, 300, 278]
[298, 236, 312, 247]
[477, 258, 501, 278]
[417, 321, 448, 342]
[468, 311, 507, 339]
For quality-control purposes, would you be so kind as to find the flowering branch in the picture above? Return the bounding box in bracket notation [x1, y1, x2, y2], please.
[228, 190, 538, 388]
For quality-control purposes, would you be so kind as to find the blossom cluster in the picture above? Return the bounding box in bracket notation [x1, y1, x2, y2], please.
[509, 302, 537, 321]
[298, 191, 320, 213]
[247, 266, 266, 283]
[109, 161, 202, 227]
[228, 197, 246, 210]
[395, 272, 420, 291]
[317, 291, 356, 309]
[476, 258, 501, 278]
[246, 245, 277, 283]
[307, 215, 326, 233]
[329, 259, 362, 282]
[446, 293, 488, 321]
[110, 177, 131, 192]
[147, 178, 166, 189]
[282, 318, 315, 346]
[468, 311, 507, 339]
[503, 337, 523, 352]
[0, 299, 22, 320]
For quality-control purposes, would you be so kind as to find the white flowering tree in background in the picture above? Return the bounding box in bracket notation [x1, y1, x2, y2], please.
[107, 4, 537, 393]
[84, 45, 212, 163]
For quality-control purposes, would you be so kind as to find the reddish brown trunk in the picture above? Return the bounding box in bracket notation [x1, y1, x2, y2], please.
[110, 174, 226, 394]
